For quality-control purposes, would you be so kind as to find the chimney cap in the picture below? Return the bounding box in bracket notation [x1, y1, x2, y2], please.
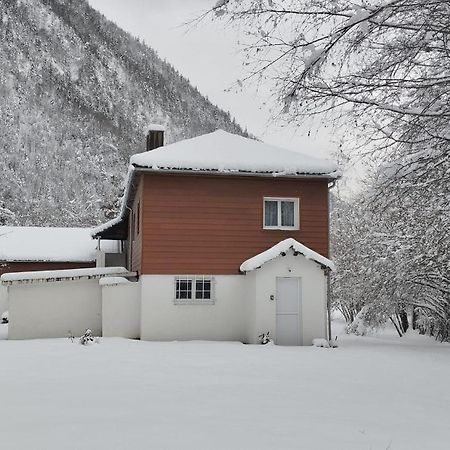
[148, 123, 165, 132]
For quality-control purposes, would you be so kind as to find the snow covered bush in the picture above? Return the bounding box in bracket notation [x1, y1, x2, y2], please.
[258, 332, 272, 345]
[347, 307, 379, 337]
[312, 338, 338, 349]
[1, 311, 8, 324]
[79, 329, 98, 345]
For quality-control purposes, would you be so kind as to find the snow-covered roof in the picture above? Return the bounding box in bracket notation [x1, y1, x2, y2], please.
[91, 216, 124, 238]
[0, 226, 120, 263]
[93, 130, 339, 239]
[240, 238, 335, 273]
[131, 130, 339, 178]
[1, 266, 131, 284]
[148, 123, 165, 131]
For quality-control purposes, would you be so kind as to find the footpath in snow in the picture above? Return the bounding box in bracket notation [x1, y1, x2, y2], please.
[0, 321, 449, 450]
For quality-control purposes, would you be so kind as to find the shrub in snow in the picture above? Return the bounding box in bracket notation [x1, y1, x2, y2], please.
[258, 331, 273, 345]
[346, 306, 378, 336]
[1, 311, 8, 324]
[312, 337, 338, 348]
[80, 329, 98, 345]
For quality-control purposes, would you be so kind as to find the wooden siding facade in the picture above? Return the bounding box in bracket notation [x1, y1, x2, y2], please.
[0, 261, 95, 276]
[129, 175, 144, 273]
[130, 172, 330, 275]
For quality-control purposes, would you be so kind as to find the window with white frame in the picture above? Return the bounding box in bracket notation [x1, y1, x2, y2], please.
[174, 276, 214, 304]
[263, 197, 299, 230]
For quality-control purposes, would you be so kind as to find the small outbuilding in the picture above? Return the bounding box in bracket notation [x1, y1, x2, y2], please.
[0, 226, 121, 316]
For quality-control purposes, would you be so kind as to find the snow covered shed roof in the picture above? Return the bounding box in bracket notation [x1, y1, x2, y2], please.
[0, 226, 120, 263]
[1, 267, 134, 284]
[240, 238, 335, 273]
[131, 130, 339, 178]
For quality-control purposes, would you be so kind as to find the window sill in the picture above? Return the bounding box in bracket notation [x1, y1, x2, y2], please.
[263, 226, 299, 231]
[174, 299, 216, 306]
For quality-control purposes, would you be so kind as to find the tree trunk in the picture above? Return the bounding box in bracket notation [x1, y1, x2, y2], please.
[399, 310, 409, 333]
[412, 308, 418, 330]
[390, 317, 403, 337]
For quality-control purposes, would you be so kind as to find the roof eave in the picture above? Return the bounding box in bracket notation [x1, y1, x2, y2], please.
[132, 165, 340, 180]
[92, 164, 339, 239]
[0, 259, 95, 263]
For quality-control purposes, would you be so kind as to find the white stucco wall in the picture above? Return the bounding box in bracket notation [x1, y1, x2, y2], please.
[7, 279, 102, 340]
[102, 281, 141, 339]
[140, 252, 327, 345]
[246, 252, 327, 345]
[140, 275, 248, 342]
[4, 251, 327, 344]
[0, 285, 7, 317]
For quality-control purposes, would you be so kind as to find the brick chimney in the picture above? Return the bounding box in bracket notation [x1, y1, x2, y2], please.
[146, 124, 165, 151]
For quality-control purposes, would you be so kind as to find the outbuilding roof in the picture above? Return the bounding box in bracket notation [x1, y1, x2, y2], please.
[1, 267, 134, 284]
[0, 226, 120, 263]
[131, 130, 339, 178]
[240, 238, 335, 272]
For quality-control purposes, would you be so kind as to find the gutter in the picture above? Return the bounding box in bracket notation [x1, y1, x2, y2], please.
[325, 267, 332, 342]
[325, 176, 337, 342]
[132, 165, 340, 180]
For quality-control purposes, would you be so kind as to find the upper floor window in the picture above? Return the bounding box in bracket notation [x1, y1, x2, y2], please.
[263, 197, 299, 230]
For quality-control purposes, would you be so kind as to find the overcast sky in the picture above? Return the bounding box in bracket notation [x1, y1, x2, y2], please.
[87, 0, 339, 161]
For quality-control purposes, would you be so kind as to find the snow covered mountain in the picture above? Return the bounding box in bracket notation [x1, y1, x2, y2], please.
[0, 0, 246, 227]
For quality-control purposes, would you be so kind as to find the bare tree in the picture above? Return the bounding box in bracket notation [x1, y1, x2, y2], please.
[207, 0, 449, 181]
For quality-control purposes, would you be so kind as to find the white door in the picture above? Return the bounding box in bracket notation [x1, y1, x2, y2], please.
[276, 277, 301, 345]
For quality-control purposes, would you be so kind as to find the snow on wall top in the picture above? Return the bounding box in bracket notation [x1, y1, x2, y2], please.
[1, 266, 129, 283]
[0, 227, 120, 263]
[240, 238, 335, 272]
[131, 130, 339, 177]
[99, 276, 132, 286]
[147, 123, 165, 131]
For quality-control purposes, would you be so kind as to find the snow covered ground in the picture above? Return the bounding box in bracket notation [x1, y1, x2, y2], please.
[0, 320, 449, 450]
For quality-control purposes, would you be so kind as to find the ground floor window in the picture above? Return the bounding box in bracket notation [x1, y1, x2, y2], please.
[174, 276, 215, 304]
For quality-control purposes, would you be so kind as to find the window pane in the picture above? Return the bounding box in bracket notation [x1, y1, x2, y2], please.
[281, 201, 295, 227]
[203, 280, 211, 299]
[264, 201, 278, 227]
[195, 280, 203, 299]
[195, 279, 211, 300]
[176, 280, 192, 299]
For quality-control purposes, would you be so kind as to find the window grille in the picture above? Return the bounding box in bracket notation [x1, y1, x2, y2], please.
[174, 276, 215, 304]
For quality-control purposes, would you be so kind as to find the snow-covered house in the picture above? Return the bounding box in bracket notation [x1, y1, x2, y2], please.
[92, 129, 338, 345]
[2, 129, 338, 345]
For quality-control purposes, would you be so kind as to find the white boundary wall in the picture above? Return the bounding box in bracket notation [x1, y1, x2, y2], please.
[0, 285, 7, 317]
[102, 281, 140, 339]
[8, 279, 102, 340]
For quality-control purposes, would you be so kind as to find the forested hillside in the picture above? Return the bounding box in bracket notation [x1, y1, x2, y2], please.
[0, 0, 246, 226]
